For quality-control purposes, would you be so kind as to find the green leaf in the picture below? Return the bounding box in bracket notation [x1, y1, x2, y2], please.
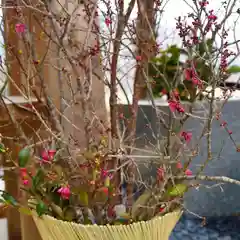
[104, 176, 110, 187]
[18, 148, 31, 167]
[52, 165, 64, 178]
[131, 191, 151, 219]
[227, 65, 240, 73]
[79, 191, 88, 206]
[32, 169, 45, 189]
[47, 185, 61, 205]
[18, 207, 32, 216]
[63, 207, 76, 222]
[113, 221, 123, 225]
[166, 184, 188, 197]
[173, 125, 182, 134]
[1, 192, 18, 206]
[0, 143, 6, 153]
[36, 202, 47, 217]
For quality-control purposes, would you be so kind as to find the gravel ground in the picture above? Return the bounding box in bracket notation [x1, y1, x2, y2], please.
[170, 214, 240, 240]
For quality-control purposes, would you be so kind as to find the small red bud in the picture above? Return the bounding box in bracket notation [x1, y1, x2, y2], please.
[185, 169, 192, 176]
[136, 55, 142, 61]
[159, 207, 165, 213]
[220, 121, 227, 127]
[119, 113, 124, 119]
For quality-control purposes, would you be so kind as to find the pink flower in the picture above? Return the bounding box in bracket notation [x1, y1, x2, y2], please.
[181, 131, 192, 143]
[136, 55, 142, 61]
[192, 76, 202, 87]
[101, 169, 108, 177]
[185, 68, 193, 81]
[208, 11, 217, 21]
[41, 150, 50, 162]
[105, 18, 112, 27]
[159, 207, 165, 213]
[41, 149, 56, 163]
[20, 168, 27, 178]
[168, 100, 185, 113]
[161, 89, 168, 95]
[23, 179, 29, 185]
[220, 121, 227, 127]
[168, 100, 178, 112]
[176, 162, 183, 169]
[185, 169, 193, 176]
[57, 186, 71, 200]
[157, 167, 164, 181]
[172, 89, 180, 99]
[119, 113, 124, 119]
[48, 149, 56, 160]
[199, 1, 209, 7]
[15, 23, 26, 34]
[185, 68, 202, 87]
[101, 187, 109, 195]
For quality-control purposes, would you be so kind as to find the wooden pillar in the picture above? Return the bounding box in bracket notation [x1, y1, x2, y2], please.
[20, 215, 42, 240]
[0, 99, 45, 240]
[2, 1, 107, 239]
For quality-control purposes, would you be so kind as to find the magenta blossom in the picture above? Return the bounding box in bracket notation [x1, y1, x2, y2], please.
[15, 23, 26, 34]
[101, 169, 108, 177]
[157, 167, 164, 181]
[41, 150, 49, 162]
[185, 68, 193, 81]
[20, 168, 27, 178]
[176, 162, 183, 169]
[22, 179, 29, 186]
[181, 131, 192, 143]
[208, 11, 217, 21]
[105, 18, 112, 27]
[48, 149, 56, 160]
[57, 186, 71, 200]
[41, 149, 56, 163]
[168, 100, 185, 113]
[192, 76, 202, 87]
[185, 169, 193, 176]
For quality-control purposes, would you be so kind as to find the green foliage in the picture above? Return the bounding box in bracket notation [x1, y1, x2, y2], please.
[1, 192, 18, 206]
[0, 143, 6, 153]
[227, 65, 240, 73]
[18, 207, 32, 216]
[131, 191, 151, 219]
[63, 207, 76, 222]
[18, 148, 31, 167]
[166, 184, 188, 197]
[36, 201, 48, 217]
[148, 39, 240, 101]
[32, 169, 45, 189]
[148, 45, 182, 96]
[46, 184, 61, 206]
[79, 191, 89, 206]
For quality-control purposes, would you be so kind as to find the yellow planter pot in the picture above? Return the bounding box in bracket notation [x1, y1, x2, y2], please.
[33, 211, 182, 240]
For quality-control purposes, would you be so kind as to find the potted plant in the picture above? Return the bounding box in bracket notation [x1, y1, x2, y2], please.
[2, 1, 240, 240]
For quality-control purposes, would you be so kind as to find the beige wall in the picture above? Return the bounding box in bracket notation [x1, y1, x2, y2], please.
[47, 0, 107, 149]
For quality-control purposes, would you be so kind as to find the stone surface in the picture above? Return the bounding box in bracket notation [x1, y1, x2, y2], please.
[170, 213, 240, 239]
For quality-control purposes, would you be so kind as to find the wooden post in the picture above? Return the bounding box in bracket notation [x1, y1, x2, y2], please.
[20, 215, 42, 240]
[0, 98, 45, 240]
[2, 1, 107, 239]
